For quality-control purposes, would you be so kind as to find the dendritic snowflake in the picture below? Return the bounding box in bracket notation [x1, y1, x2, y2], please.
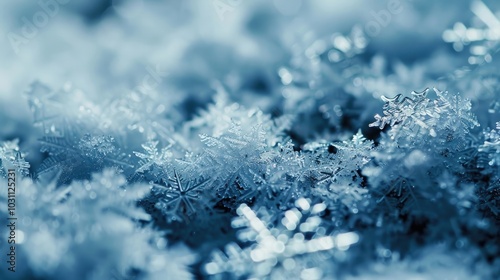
[38, 131, 134, 184]
[0, 139, 30, 177]
[300, 130, 373, 214]
[204, 198, 360, 279]
[477, 122, 500, 217]
[2, 2, 500, 279]
[443, 0, 500, 64]
[152, 170, 211, 222]
[478, 122, 500, 168]
[182, 91, 295, 207]
[369, 88, 479, 140]
[133, 140, 174, 176]
[0, 169, 196, 279]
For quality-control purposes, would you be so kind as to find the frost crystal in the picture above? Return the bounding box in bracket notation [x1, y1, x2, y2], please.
[38, 132, 134, 184]
[0, 139, 30, 177]
[153, 170, 210, 222]
[204, 199, 359, 279]
[2, 1, 500, 279]
[0, 170, 195, 279]
[369, 88, 479, 140]
[134, 140, 173, 175]
[479, 122, 500, 168]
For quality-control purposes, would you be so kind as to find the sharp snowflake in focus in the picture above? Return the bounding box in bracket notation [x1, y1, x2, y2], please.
[0, 0, 499, 279]
[152, 170, 210, 222]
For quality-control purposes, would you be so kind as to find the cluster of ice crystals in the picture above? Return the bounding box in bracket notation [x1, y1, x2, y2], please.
[0, 139, 30, 177]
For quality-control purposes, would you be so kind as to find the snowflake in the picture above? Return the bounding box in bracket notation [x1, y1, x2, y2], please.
[182, 92, 294, 207]
[0, 170, 191, 279]
[133, 140, 173, 175]
[436, 88, 480, 133]
[101, 88, 178, 140]
[12, 151, 30, 177]
[369, 88, 439, 137]
[369, 88, 479, 140]
[365, 88, 482, 220]
[153, 170, 210, 222]
[26, 81, 96, 136]
[302, 130, 373, 189]
[204, 198, 360, 279]
[38, 131, 134, 185]
[198, 130, 267, 202]
[0, 139, 30, 177]
[478, 122, 500, 168]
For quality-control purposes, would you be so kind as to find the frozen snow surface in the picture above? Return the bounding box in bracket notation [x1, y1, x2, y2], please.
[0, 0, 499, 279]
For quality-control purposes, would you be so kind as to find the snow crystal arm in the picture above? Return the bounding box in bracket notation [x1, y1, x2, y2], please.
[153, 170, 211, 223]
[0, 140, 30, 177]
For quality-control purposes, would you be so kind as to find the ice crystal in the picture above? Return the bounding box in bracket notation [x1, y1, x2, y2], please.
[0, 139, 30, 177]
[182, 92, 295, 207]
[152, 170, 211, 222]
[477, 122, 500, 217]
[2, 1, 500, 279]
[0, 170, 195, 279]
[369, 89, 438, 136]
[301, 130, 373, 213]
[479, 122, 500, 168]
[363, 87, 490, 252]
[38, 131, 134, 184]
[204, 199, 359, 279]
[369, 88, 479, 141]
[134, 140, 173, 176]
[100, 87, 178, 141]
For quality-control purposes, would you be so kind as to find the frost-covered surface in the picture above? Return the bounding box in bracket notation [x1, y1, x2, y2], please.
[0, 0, 499, 279]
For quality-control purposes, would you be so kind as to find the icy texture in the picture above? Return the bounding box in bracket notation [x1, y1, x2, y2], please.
[205, 199, 360, 279]
[0, 140, 30, 178]
[0, 170, 195, 279]
[0, 1, 499, 279]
